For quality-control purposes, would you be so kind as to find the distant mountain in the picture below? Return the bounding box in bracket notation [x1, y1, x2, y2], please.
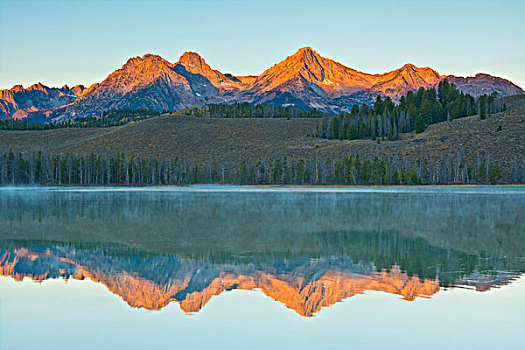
[176, 51, 253, 94]
[26, 53, 257, 122]
[1, 47, 523, 121]
[370, 63, 443, 98]
[54, 54, 202, 121]
[0, 83, 85, 120]
[445, 73, 524, 97]
[246, 47, 373, 97]
[236, 48, 446, 109]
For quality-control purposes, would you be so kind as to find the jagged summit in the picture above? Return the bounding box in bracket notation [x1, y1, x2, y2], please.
[1, 47, 523, 120]
[292, 46, 320, 60]
[27, 82, 47, 91]
[249, 47, 373, 98]
[0, 82, 83, 120]
[10, 84, 25, 92]
[175, 51, 249, 93]
[177, 51, 215, 78]
[123, 53, 167, 68]
[401, 63, 417, 69]
[370, 63, 443, 98]
[289, 47, 326, 80]
[296, 46, 316, 53]
[178, 51, 206, 66]
[142, 53, 161, 59]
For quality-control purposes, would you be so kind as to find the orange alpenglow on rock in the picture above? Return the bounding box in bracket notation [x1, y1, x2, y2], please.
[176, 269, 440, 317]
[1, 247, 519, 316]
[0, 248, 441, 316]
[1, 46, 523, 121]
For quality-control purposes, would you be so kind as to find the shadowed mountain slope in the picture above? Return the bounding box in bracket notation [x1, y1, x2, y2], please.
[0, 83, 86, 120]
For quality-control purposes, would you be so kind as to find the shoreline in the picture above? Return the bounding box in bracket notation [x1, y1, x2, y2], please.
[1, 183, 524, 189]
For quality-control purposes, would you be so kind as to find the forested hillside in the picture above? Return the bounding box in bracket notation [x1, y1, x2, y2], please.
[316, 80, 503, 140]
[0, 108, 160, 130]
[1, 95, 523, 185]
[184, 102, 328, 119]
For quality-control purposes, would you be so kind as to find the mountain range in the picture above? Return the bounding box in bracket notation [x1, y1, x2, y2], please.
[2, 246, 519, 316]
[1, 47, 523, 121]
[0, 247, 440, 316]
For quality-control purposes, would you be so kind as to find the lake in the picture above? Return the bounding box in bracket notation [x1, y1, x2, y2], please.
[0, 186, 524, 349]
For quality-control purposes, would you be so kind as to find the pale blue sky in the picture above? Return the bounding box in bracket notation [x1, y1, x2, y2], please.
[1, 276, 524, 349]
[0, 0, 524, 90]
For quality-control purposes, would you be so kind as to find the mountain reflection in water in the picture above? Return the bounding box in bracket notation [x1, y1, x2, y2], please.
[0, 187, 523, 316]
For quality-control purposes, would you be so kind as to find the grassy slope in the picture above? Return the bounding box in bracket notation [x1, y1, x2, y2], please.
[1, 95, 524, 178]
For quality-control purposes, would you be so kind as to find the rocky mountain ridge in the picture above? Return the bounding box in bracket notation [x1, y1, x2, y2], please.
[0, 83, 86, 120]
[1, 47, 523, 121]
[2, 246, 520, 315]
[0, 247, 441, 316]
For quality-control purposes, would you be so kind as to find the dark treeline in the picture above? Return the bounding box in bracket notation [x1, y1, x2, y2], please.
[0, 108, 161, 130]
[184, 102, 328, 118]
[1, 149, 521, 186]
[316, 80, 504, 141]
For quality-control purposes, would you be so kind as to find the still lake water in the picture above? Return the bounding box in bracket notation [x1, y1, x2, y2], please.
[0, 186, 524, 349]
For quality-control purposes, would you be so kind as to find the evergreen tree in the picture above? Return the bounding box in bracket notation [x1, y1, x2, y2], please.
[479, 98, 487, 120]
[414, 114, 426, 133]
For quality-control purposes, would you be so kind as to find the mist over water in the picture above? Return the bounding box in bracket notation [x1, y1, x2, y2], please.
[0, 186, 524, 349]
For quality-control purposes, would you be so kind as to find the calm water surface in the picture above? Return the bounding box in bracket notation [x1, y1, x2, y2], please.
[0, 186, 524, 349]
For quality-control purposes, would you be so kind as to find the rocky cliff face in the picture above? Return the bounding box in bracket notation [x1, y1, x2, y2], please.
[51, 54, 199, 121]
[247, 47, 373, 96]
[0, 83, 86, 120]
[175, 51, 251, 94]
[370, 63, 444, 98]
[445, 73, 524, 97]
[1, 47, 523, 121]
